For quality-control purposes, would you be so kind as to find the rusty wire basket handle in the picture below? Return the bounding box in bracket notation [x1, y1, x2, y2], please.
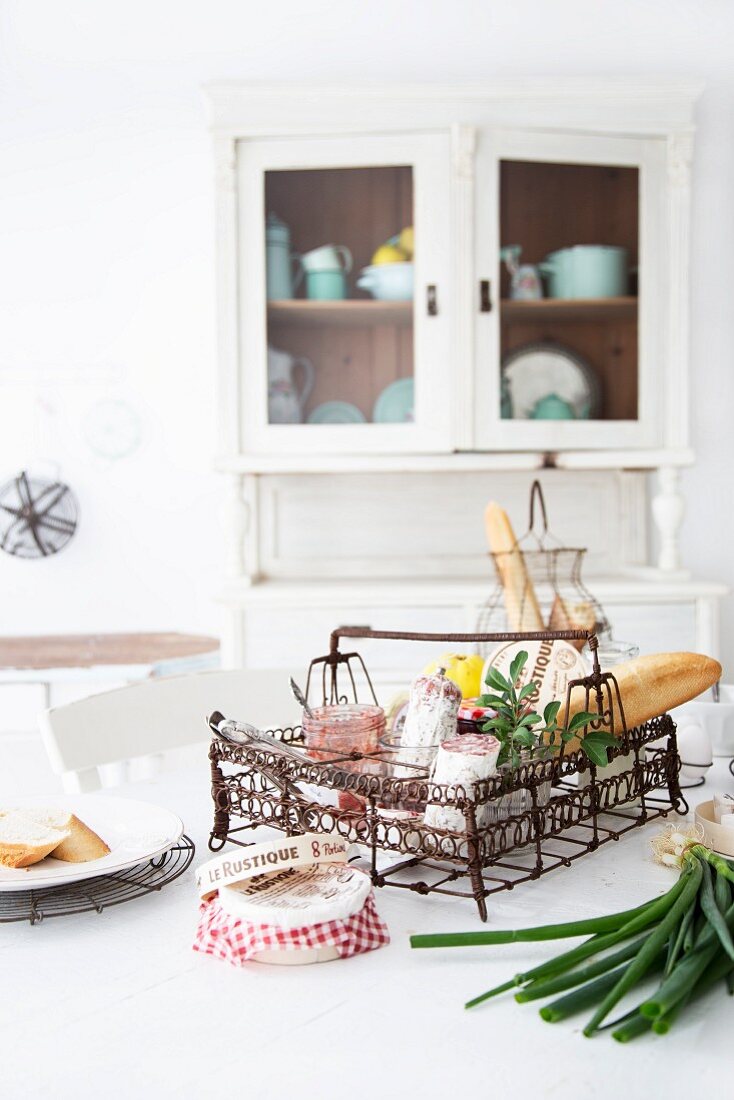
[318, 625, 629, 741]
[328, 625, 598, 665]
[528, 478, 549, 538]
[319, 626, 600, 706]
[523, 478, 566, 550]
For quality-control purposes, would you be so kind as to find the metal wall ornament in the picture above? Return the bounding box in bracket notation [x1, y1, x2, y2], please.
[0, 470, 79, 558]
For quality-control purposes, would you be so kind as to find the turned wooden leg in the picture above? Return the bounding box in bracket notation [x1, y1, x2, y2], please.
[652, 466, 689, 576]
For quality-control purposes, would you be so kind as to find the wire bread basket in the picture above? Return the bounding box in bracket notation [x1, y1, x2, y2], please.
[476, 480, 610, 654]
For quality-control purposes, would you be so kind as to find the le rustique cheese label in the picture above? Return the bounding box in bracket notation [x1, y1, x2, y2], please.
[195, 833, 350, 900]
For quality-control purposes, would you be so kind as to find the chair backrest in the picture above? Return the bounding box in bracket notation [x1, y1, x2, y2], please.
[39, 668, 301, 792]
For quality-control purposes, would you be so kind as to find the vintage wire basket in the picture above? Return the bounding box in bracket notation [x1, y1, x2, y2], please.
[476, 480, 610, 654]
[208, 626, 684, 922]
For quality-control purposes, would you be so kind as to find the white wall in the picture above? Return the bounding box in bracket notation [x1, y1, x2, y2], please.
[1, 0, 733, 665]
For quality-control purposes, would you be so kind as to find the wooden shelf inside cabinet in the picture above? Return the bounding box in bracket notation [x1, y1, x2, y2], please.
[501, 297, 638, 322]
[267, 300, 413, 328]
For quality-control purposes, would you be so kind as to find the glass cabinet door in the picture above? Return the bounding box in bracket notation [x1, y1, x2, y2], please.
[474, 130, 666, 451]
[237, 133, 453, 455]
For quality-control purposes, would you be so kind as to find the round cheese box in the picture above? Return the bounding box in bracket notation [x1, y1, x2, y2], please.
[482, 639, 588, 714]
[217, 862, 373, 966]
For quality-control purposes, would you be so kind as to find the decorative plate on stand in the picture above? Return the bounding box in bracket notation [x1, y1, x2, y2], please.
[501, 342, 601, 420]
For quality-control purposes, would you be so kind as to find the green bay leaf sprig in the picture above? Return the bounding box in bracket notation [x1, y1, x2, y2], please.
[477, 649, 610, 768]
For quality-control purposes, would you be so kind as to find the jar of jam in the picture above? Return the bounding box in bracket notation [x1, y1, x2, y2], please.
[302, 704, 386, 812]
[457, 698, 496, 737]
[303, 704, 385, 759]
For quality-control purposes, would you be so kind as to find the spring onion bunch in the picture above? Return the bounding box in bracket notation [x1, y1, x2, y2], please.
[410, 825, 734, 1041]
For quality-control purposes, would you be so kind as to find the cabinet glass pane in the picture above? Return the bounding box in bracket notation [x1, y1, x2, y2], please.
[264, 166, 414, 426]
[499, 160, 639, 422]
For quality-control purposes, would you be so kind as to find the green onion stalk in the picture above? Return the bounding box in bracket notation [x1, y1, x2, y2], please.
[410, 823, 734, 1042]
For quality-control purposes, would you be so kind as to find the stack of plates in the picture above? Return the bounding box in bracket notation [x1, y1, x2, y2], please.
[307, 401, 366, 425]
[306, 378, 415, 426]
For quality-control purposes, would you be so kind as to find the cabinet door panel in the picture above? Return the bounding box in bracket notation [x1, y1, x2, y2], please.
[237, 132, 454, 455]
[474, 129, 666, 452]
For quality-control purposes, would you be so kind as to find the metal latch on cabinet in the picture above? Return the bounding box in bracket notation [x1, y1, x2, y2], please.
[426, 285, 438, 316]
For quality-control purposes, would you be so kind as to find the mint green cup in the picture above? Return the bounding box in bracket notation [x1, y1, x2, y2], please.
[306, 270, 347, 300]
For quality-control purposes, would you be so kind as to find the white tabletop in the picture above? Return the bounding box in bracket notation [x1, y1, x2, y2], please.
[3, 743, 731, 1100]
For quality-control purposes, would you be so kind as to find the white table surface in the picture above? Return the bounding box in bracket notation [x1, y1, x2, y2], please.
[3, 744, 732, 1100]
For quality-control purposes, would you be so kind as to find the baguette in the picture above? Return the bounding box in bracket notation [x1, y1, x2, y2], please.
[484, 502, 544, 632]
[0, 811, 70, 869]
[18, 809, 110, 863]
[560, 651, 722, 751]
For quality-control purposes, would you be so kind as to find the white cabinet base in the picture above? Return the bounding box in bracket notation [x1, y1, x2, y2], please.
[219, 576, 727, 701]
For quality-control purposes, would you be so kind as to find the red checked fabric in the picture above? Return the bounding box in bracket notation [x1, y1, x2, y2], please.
[193, 892, 390, 966]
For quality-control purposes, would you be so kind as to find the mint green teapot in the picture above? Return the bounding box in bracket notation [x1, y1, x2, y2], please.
[531, 393, 575, 420]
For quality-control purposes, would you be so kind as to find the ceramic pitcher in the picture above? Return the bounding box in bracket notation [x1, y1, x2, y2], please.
[267, 347, 315, 424]
[266, 213, 302, 301]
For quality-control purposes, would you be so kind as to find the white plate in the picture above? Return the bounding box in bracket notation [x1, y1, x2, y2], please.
[0, 794, 184, 891]
[502, 342, 601, 419]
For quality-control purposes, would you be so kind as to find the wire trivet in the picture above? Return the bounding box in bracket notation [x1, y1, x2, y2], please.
[0, 835, 195, 925]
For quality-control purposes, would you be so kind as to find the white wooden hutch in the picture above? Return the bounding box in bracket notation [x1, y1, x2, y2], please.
[207, 81, 725, 693]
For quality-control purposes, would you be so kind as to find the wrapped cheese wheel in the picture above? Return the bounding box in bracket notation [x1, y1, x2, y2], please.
[482, 639, 588, 717]
[424, 734, 501, 836]
[193, 833, 389, 967]
[402, 667, 461, 749]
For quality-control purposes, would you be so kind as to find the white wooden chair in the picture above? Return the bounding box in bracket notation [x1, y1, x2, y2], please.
[39, 668, 301, 793]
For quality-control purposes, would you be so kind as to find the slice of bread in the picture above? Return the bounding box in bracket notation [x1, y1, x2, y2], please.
[0, 811, 70, 868]
[17, 809, 110, 863]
